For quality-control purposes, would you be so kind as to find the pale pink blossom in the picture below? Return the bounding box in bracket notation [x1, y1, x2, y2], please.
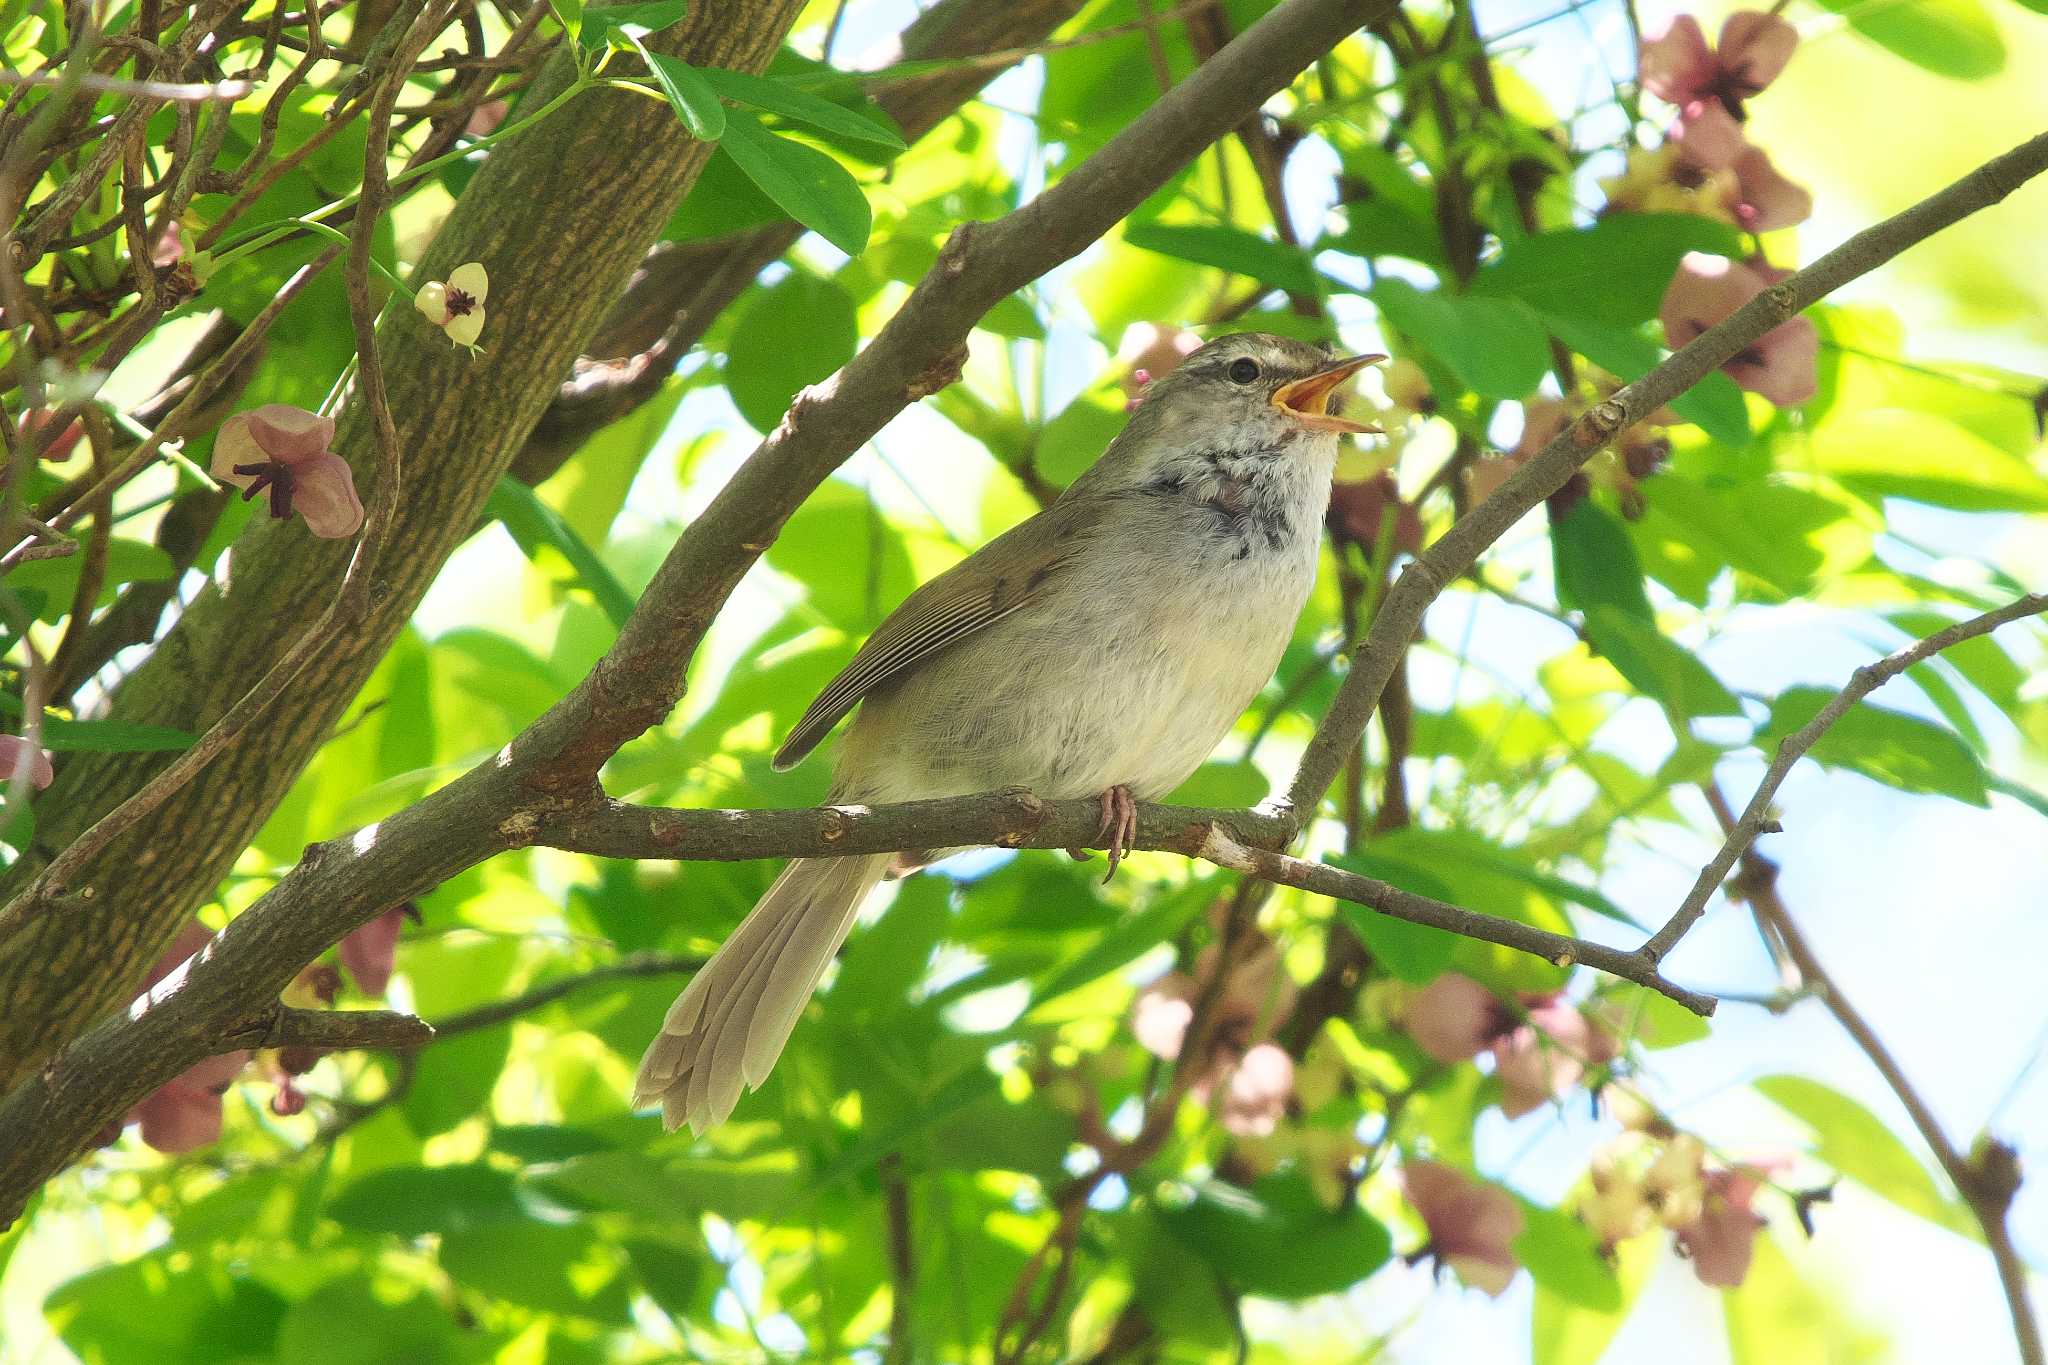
[211, 405, 363, 538]
[1659, 253, 1817, 405]
[1118, 322, 1203, 405]
[1404, 973, 1505, 1064]
[1640, 13, 1798, 120]
[338, 906, 410, 997]
[1404, 1159, 1525, 1296]
[0, 736, 54, 791]
[1677, 1167, 1768, 1287]
[1493, 996, 1620, 1119]
[125, 920, 250, 1153]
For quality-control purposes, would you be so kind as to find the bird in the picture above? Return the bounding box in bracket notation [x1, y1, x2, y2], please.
[634, 331, 1382, 1133]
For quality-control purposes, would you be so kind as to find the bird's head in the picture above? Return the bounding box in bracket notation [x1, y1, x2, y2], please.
[1077, 332, 1383, 497]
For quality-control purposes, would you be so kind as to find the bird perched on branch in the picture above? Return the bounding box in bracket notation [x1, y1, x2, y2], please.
[635, 332, 1382, 1132]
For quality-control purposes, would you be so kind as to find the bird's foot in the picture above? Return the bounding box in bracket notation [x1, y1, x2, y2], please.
[1095, 784, 1138, 884]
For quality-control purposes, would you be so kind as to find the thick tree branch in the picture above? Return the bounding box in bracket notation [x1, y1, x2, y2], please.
[1643, 591, 2048, 961]
[0, 0, 1388, 1220]
[508, 0, 1091, 487]
[1284, 128, 2048, 823]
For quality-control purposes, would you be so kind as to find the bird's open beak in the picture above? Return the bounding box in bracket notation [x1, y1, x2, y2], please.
[1273, 353, 1386, 434]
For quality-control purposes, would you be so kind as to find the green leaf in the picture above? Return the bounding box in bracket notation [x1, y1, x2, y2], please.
[47, 1251, 288, 1365]
[440, 1219, 633, 1321]
[1320, 197, 1448, 271]
[1810, 0, 2005, 79]
[1029, 874, 1216, 1008]
[625, 1236, 706, 1320]
[1159, 1171, 1392, 1299]
[726, 270, 859, 433]
[1370, 278, 1550, 399]
[579, 0, 687, 53]
[275, 1277, 465, 1365]
[1542, 312, 1749, 448]
[1812, 407, 2048, 512]
[696, 66, 903, 148]
[1515, 1203, 1621, 1310]
[1473, 213, 1743, 326]
[1598, 983, 1711, 1050]
[485, 476, 637, 628]
[547, 0, 582, 43]
[637, 47, 725, 140]
[1552, 498, 1653, 624]
[1583, 606, 1742, 719]
[0, 696, 194, 753]
[717, 109, 871, 256]
[325, 1162, 527, 1236]
[1124, 222, 1320, 297]
[1533, 1233, 1658, 1365]
[1723, 1236, 1890, 1364]
[1753, 1074, 1981, 1241]
[1763, 685, 1989, 806]
[7, 537, 174, 621]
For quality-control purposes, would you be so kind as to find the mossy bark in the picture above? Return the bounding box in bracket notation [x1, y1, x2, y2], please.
[0, 0, 807, 1089]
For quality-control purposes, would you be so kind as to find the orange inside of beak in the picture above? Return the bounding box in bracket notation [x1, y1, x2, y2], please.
[1273, 353, 1386, 435]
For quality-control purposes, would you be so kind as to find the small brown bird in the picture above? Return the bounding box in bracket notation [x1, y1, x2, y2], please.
[636, 332, 1380, 1132]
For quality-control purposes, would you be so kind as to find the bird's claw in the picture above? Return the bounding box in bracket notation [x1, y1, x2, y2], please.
[1096, 784, 1137, 884]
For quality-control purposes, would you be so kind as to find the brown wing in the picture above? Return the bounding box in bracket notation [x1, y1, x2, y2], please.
[771, 497, 1101, 771]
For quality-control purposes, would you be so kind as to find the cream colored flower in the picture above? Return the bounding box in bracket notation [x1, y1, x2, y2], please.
[414, 261, 489, 347]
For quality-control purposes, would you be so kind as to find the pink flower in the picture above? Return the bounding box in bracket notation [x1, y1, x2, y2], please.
[1118, 323, 1203, 405]
[0, 736, 54, 791]
[1403, 1159, 1525, 1296]
[1132, 928, 1298, 1124]
[211, 405, 363, 538]
[1404, 973, 1506, 1063]
[1492, 996, 1620, 1119]
[1640, 13, 1798, 121]
[1327, 471, 1422, 556]
[1727, 144, 1812, 232]
[124, 920, 251, 1153]
[1221, 1043, 1294, 1137]
[1658, 254, 1817, 406]
[1676, 1167, 1767, 1287]
[338, 906, 410, 997]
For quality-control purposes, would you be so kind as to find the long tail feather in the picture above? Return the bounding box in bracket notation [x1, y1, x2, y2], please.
[634, 854, 888, 1132]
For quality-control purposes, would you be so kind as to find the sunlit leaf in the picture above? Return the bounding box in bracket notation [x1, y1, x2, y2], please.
[717, 109, 871, 255]
[1124, 222, 1321, 297]
[1753, 1074, 1981, 1241]
[1763, 686, 1990, 806]
[1159, 1172, 1392, 1299]
[1809, 0, 2005, 80]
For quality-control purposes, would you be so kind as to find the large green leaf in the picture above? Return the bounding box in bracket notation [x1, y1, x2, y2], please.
[1159, 1171, 1392, 1299]
[725, 269, 859, 432]
[1583, 607, 1742, 720]
[325, 1162, 527, 1236]
[1370, 278, 1551, 399]
[1124, 222, 1321, 297]
[1763, 685, 1989, 806]
[1753, 1074, 1981, 1242]
[46, 1251, 288, 1365]
[1473, 213, 1742, 327]
[440, 1219, 633, 1321]
[1723, 1236, 1890, 1364]
[1810, 0, 2005, 79]
[485, 475, 637, 628]
[7, 537, 174, 621]
[1514, 1203, 1621, 1310]
[1812, 407, 2048, 513]
[697, 66, 903, 148]
[637, 47, 725, 140]
[1552, 498, 1653, 624]
[717, 109, 871, 256]
[1329, 850, 1462, 982]
[1532, 1231, 1657, 1365]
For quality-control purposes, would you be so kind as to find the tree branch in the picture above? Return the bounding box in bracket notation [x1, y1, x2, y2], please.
[1705, 785, 2042, 1365]
[1283, 128, 2048, 824]
[1642, 591, 2048, 961]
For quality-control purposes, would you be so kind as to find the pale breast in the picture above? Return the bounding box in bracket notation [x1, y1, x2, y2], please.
[834, 483, 1322, 805]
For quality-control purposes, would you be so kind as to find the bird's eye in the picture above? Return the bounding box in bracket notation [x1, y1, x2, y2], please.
[1227, 357, 1261, 384]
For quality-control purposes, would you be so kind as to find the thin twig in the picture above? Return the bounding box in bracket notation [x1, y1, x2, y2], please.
[1641, 591, 2048, 961]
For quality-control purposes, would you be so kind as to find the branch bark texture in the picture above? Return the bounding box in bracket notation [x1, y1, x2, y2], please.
[0, 0, 810, 1090]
